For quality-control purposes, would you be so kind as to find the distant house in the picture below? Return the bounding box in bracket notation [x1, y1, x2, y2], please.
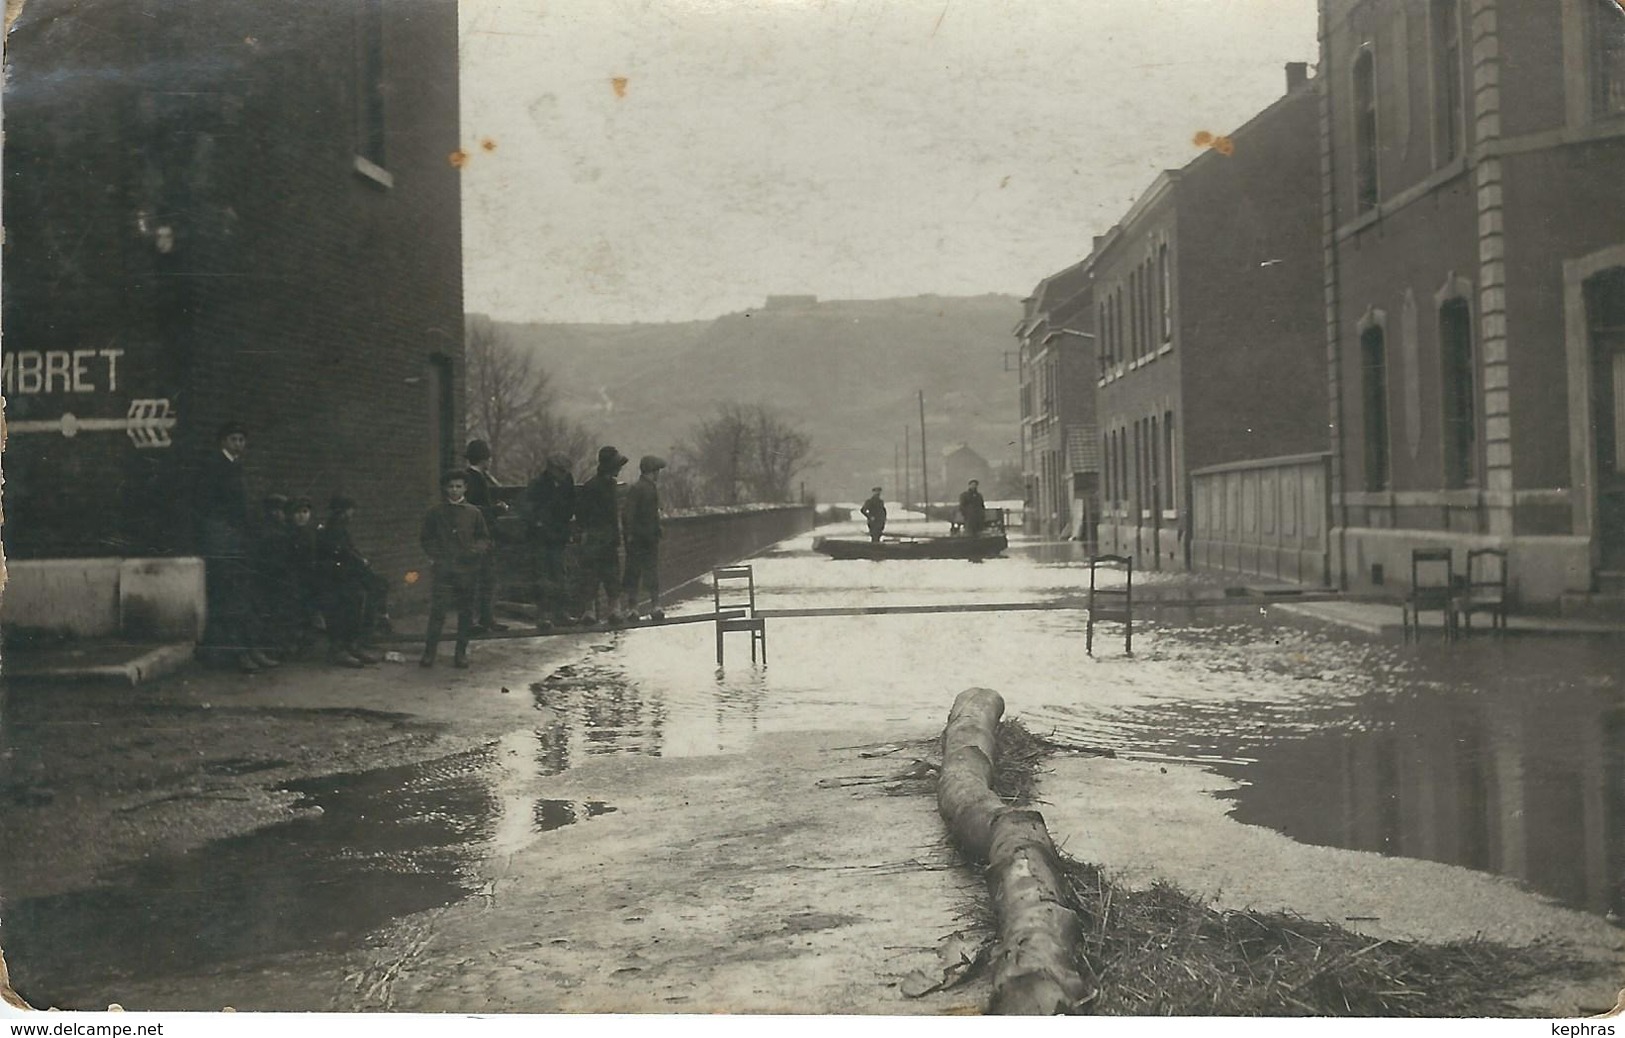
[1015, 263, 1097, 539]
[941, 444, 994, 498]
[2, 0, 465, 639]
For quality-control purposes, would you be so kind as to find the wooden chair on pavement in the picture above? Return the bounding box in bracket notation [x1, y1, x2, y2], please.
[712, 565, 767, 667]
[1453, 548, 1509, 636]
[1086, 554, 1133, 657]
[1402, 548, 1456, 642]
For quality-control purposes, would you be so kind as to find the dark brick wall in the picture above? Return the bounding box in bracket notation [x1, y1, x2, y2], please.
[2, 0, 464, 588]
[1178, 85, 1325, 472]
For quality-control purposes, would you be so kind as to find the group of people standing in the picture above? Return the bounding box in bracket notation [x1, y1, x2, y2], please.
[195, 422, 395, 673]
[417, 442, 668, 669]
[194, 422, 670, 675]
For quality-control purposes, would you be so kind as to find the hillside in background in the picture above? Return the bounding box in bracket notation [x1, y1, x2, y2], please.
[495, 294, 1022, 502]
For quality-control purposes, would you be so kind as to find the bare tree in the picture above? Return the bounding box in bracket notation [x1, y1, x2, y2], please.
[676, 401, 814, 506]
[464, 314, 595, 482]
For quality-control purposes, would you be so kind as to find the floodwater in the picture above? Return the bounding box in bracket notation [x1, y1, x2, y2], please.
[9, 519, 1621, 1003]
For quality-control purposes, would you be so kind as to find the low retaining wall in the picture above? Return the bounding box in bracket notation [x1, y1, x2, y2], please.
[493, 504, 815, 606]
[1189, 452, 1331, 586]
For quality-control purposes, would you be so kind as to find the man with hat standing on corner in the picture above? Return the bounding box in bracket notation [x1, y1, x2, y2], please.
[622, 455, 667, 621]
[194, 421, 274, 672]
[463, 439, 510, 633]
[576, 445, 629, 627]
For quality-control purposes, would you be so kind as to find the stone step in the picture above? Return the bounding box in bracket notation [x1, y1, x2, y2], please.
[1559, 588, 1625, 620]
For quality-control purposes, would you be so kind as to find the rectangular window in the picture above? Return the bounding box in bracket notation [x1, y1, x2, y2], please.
[1132, 421, 1143, 515]
[1440, 299, 1478, 487]
[1149, 415, 1161, 514]
[1158, 245, 1172, 344]
[1354, 51, 1380, 212]
[1594, 0, 1625, 117]
[1163, 409, 1176, 510]
[1115, 287, 1124, 366]
[1118, 431, 1128, 511]
[1361, 326, 1392, 490]
[357, 0, 387, 168]
[1433, 0, 1464, 162]
[1130, 270, 1141, 361]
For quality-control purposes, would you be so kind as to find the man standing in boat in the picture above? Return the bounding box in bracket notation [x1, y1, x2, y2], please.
[959, 479, 987, 538]
[861, 486, 887, 543]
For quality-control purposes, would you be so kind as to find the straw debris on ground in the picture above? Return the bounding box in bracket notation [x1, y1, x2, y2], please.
[985, 719, 1590, 1017]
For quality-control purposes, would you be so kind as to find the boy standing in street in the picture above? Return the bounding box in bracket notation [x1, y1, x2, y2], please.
[622, 455, 666, 621]
[420, 470, 492, 668]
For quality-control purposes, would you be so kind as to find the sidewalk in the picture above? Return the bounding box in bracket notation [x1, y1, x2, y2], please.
[1274, 598, 1625, 638]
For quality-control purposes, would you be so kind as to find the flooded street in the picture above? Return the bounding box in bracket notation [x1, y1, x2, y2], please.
[3, 519, 1622, 1011]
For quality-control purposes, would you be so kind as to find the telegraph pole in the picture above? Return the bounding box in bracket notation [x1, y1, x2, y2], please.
[903, 425, 912, 509]
[918, 390, 930, 519]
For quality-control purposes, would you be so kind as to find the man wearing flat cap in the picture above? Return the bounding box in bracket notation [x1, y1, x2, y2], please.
[622, 455, 667, 621]
[526, 453, 578, 631]
[575, 445, 629, 626]
[861, 486, 888, 543]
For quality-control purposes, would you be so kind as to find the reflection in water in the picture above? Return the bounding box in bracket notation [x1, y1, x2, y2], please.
[1099, 640, 1625, 919]
[3, 750, 499, 1004]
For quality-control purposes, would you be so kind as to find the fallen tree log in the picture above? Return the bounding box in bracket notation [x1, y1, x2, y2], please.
[936, 687, 1097, 1015]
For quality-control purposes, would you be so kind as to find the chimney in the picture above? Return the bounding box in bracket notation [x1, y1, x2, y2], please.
[1286, 61, 1309, 92]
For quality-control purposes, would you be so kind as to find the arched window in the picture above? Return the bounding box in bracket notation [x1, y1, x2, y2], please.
[1361, 324, 1392, 490]
[1354, 50, 1380, 212]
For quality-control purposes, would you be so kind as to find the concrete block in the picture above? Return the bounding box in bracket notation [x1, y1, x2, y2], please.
[119, 557, 206, 641]
[0, 558, 122, 637]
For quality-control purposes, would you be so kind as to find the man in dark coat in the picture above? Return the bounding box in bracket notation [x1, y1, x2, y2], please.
[420, 469, 492, 668]
[463, 439, 509, 632]
[861, 487, 888, 543]
[959, 479, 988, 537]
[526, 453, 577, 631]
[576, 445, 629, 626]
[194, 421, 272, 672]
[622, 455, 666, 621]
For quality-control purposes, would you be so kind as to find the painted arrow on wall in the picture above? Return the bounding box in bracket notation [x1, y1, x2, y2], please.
[5, 399, 177, 448]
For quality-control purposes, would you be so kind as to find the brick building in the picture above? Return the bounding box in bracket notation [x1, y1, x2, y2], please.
[1320, 0, 1625, 605]
[2, 0, 464, 638]
[1092, 66, 1326, 570]
[1014, 266, 1097, 539]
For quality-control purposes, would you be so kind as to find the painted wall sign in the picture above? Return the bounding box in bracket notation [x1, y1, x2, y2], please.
[6, 398, 177, 448]
[2, 348, 125, 395]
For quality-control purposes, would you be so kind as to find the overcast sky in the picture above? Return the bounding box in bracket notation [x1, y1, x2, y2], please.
[458, 0, 1318, 325]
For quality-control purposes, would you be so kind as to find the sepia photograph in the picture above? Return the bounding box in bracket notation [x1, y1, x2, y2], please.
[0, 0, 1623, 1024]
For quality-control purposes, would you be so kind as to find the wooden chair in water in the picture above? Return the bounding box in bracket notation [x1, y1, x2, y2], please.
[1086, 554, 1133, 657]
[1402, 548, 1456, 642]
[1453, 548, 1509, 636]
[712, 565, 767, 667]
